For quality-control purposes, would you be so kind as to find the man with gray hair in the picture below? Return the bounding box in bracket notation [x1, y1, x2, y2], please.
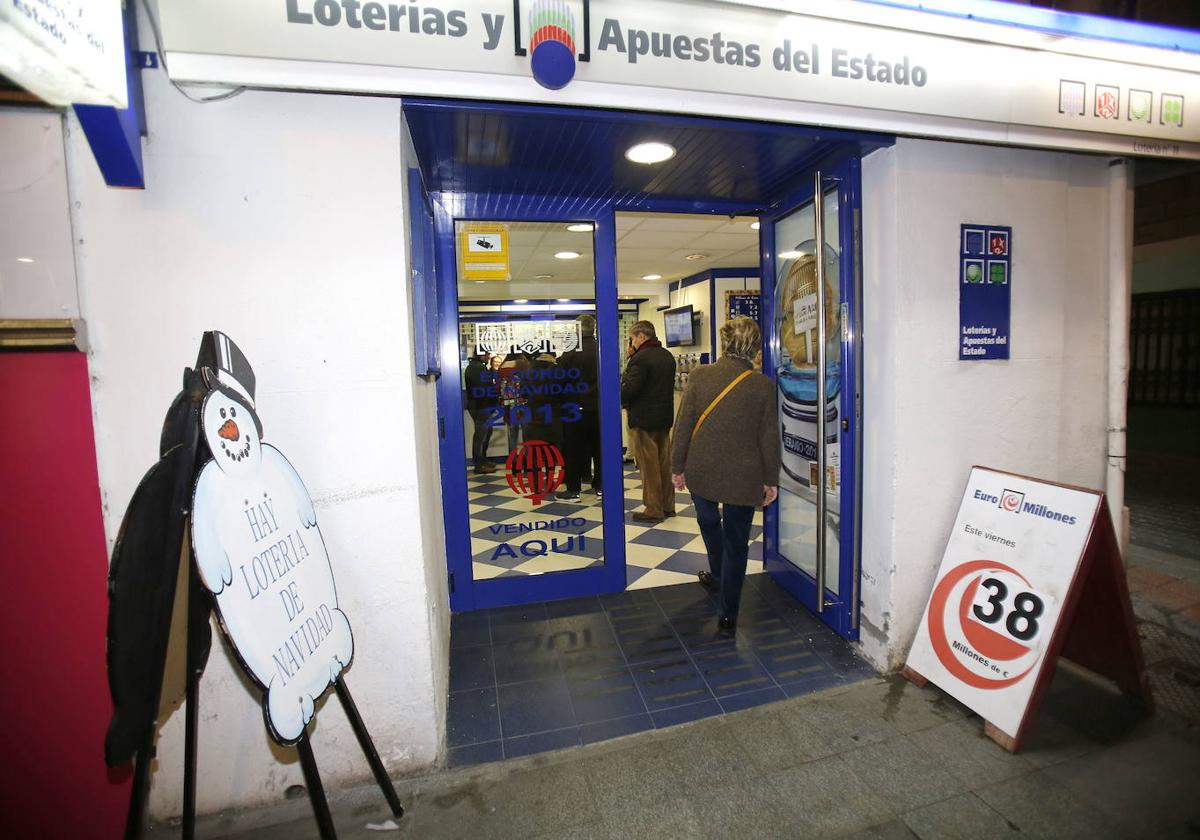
[621, 320, 677, 522]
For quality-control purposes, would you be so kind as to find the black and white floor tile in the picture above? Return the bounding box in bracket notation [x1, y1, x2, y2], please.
[465, 462, 765, 587]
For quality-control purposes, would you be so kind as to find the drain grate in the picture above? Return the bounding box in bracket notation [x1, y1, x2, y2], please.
[1139, 620, 1200, 724]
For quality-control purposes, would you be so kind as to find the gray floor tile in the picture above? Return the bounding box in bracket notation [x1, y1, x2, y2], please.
[842, 677, 970, 735]
[903, 792, 1019, 840]
[771, 755, 897, 836]
[731, 702, 844, 773]
[906, 719, 1035, 789]
[840, 821, 921, 840]
[599, 797, 707, 840]
[1019, 712, 1103, 770]
[976, 772, 1129, 840]
[1040, 731, 1200, 836]
[838, 736, 968, 811]
[688, 773, 810, 839]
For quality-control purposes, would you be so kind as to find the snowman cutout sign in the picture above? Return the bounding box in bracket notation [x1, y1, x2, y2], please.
[190, 333, 354, 745]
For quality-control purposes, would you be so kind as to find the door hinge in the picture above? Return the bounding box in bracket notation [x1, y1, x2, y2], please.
[448, 572, 455, 594]
[438, 416, 446, 439]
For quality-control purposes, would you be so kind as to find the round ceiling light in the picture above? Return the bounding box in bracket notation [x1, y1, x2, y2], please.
[566, 223, 594, 232]
[16, 257, 34, 263]
[555, 251, 582, 260]
[684, 253, 707, 261]
[514, 299, 529, 303]
[625, 142, 676, 165]
[641, 274, 663, 281]
[557, 298, 571, 302]
[750, 221, 760, 230]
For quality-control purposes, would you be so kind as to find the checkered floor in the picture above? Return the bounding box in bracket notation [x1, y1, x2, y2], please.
[466, 461, 764, 588]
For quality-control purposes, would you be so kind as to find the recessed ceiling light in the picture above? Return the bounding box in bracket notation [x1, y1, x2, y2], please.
[778, 250, 804, 260]
[750, 221, 760, 230]
[684, 254, 707, 261]
[557, 298, 571, 302]
[515, 299, 529, 303]
[555, 251, 581, 260]
[475, 280, 486, 284]
[16, 257, 34, 263]
[566, 223, 594, 232]
[642, 274, 663, 281]
[535, 274, 553, 279]
[625, 142, 676, 165]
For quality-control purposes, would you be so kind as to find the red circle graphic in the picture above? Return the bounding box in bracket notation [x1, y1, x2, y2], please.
[926, 559, 1039, 690]
[505, 440, 565, 505]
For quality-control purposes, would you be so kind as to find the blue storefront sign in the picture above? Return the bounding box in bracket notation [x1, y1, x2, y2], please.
[959, 224, 1012, 360]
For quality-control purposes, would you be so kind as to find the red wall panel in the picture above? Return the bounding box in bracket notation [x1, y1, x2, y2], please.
[0, 351, 129, 839]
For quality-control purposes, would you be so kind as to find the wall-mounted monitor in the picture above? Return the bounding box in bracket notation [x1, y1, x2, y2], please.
[664, 304, 696, 347]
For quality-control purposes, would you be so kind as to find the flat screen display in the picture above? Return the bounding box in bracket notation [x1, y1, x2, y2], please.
[664, 305, 695, 347]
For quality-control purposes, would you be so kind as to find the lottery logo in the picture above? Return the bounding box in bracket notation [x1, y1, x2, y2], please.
[927, 560, 1052, 690]
[999, 489, 1024, 513]
[528, 0, 578, 90]
[1096, 88, 1119, 120]
[505, 439, 565, 505]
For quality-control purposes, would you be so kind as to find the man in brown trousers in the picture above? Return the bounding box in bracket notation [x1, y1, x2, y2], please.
[621, 321, 677, 522]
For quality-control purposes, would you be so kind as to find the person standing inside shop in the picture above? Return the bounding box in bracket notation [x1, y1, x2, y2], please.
[558, 314, 601, 501]
[464, 350, 497, 474]
[621, 321, 677, 522]
[671, 316, 779, 635]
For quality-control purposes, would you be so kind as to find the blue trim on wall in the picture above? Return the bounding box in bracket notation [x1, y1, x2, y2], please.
[856, 0, 1200, 53]
[73, 5, 145, 188]
[671, 267, 762, 360]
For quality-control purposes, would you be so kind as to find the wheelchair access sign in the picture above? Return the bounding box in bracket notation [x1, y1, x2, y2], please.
[905, 466, 1147, 748]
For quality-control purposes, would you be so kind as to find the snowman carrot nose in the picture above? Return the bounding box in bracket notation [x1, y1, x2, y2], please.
[218, 419, 240, 441]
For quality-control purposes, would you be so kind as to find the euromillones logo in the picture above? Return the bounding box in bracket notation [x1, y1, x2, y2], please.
[518, 0, 591, 90]
[974, 487, 1078, 526]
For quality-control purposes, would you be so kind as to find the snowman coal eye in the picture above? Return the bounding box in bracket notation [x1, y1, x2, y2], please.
[231, 407, 237, 417]
[220, 408, 227, 419]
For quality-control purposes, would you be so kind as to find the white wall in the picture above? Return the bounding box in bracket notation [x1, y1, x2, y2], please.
[859, 139, 1111, 670]
[66, 68, 448, 817]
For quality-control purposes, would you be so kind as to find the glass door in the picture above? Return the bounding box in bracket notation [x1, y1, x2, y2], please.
[761, 160, 862, 639]
[436, 208, 627, 611]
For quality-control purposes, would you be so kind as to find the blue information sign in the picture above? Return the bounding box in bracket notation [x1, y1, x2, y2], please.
[726, 290, 761, 322]
[959, 224, 1011, 361]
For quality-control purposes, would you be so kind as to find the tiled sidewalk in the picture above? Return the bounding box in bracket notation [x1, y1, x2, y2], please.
[445, 576, 875, 766]
[183, 668, 1200, 840]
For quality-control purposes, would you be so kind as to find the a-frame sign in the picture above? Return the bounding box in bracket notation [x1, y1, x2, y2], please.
[904, 466, 1152, 752]
[104, 332, 402, 838]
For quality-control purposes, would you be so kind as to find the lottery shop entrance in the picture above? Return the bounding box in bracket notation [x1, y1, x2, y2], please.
[406, 99, 888, 644]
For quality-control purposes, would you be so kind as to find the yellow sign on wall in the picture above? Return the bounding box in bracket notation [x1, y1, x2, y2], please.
[460, 223, 510, 281]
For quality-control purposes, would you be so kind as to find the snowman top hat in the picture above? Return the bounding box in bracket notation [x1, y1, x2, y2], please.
[195, 331, 263, 435]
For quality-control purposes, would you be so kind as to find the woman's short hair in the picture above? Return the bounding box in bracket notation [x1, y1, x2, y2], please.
[720, 316, 761, 361]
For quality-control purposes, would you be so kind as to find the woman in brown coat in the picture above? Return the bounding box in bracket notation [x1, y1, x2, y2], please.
[671, 316, 780, 635]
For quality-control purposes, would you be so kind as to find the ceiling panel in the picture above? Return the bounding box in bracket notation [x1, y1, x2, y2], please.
[405, 99, 892, 210]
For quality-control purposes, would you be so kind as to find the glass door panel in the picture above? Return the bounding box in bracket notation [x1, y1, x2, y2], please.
[454, 220, 608, 584]
[772, 185, 842, 603]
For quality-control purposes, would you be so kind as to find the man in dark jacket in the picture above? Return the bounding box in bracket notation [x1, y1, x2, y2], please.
[621, 321, 677, 521]
[463, 351, 496, 474]
[557, 315, 601, 500]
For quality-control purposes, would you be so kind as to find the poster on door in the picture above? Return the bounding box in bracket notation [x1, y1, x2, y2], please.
[905, 467, 1101, 739]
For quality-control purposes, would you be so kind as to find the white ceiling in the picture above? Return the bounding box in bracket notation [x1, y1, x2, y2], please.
[456, 213, 759, 300]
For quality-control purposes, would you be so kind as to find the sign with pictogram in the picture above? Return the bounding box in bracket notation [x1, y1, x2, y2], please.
[460, 223, 511, 281]
[905, 466, 1152, 751]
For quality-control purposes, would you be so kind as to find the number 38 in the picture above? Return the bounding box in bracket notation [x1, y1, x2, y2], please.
[971, 577, 1044, 642]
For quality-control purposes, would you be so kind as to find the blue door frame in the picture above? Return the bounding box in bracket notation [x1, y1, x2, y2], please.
[411, 114, 871, 636]
[759, 156, 864, 640]
[434, 196, 628, 611]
